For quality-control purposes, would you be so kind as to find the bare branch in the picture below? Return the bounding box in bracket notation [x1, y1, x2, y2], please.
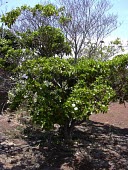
[58, 0, 118, 59]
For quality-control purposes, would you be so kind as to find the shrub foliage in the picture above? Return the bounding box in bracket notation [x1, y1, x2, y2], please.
[8, 57, 119, 139]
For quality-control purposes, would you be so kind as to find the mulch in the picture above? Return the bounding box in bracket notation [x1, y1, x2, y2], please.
[0, 102, 128, 170]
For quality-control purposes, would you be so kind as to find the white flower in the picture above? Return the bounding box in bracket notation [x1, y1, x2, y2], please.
[72, 103, 76, 107]
[22, 74, 28, 79]
[74, 107, 78, 111]
[24, 95, 28, 99]
[33, 92, 37, 103]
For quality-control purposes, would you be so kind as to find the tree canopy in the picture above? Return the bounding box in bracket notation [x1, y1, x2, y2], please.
[1, 4, 71, 59]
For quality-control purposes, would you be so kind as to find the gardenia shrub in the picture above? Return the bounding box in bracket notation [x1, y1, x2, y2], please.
[8, 57, 115, 139]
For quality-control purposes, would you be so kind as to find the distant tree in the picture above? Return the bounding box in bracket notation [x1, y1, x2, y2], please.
[6, 4, 62, 32]
[58, 0, 118, 60]
[82, 38, 124, 61]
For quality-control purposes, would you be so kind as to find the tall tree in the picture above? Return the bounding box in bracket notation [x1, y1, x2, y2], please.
[58, 0, 118, 60]
[1, 4, 71, 58]
[9, 4, 61, 33]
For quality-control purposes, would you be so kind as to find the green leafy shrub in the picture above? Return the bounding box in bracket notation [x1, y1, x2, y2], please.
[107, 54, 128, 103]
[9, 57, 115, 140]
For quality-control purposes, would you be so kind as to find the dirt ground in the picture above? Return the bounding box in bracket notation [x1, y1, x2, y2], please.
[90, 102, 128, 128]
[0, 102, 128, 170]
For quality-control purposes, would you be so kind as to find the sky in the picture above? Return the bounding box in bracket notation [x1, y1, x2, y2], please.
[106, 0, 128, 44]
[0, 0, 128, 44]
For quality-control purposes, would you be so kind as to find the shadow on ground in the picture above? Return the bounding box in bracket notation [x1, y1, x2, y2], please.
[0, 120, 128, 170]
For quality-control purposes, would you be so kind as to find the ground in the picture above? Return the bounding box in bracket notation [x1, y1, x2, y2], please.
[0, 102, 128, 170]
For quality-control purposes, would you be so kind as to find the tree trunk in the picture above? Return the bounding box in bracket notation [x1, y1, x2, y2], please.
[60, 119, 76, 141]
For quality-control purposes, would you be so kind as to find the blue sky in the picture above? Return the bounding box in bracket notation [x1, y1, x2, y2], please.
[1, 0, 128, 43]
[107, 0, 128, 43]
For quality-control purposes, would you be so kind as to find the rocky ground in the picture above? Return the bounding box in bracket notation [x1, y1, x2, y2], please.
[0, 102, 128, 170]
